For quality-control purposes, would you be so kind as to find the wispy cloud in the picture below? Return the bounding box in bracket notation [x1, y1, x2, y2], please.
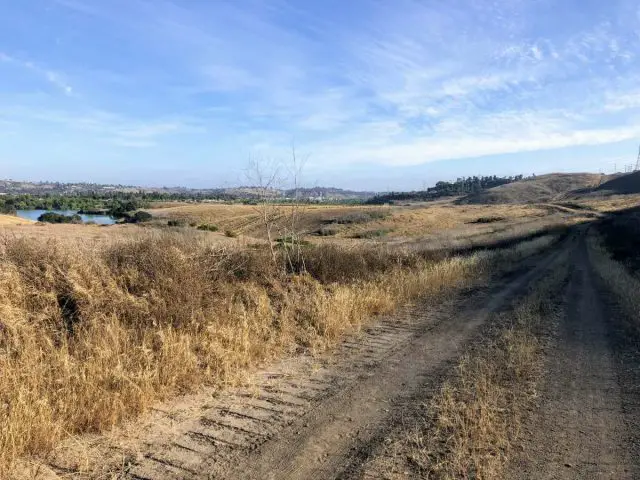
[2, 0, 640, 186]
[0, 52, 74, 95]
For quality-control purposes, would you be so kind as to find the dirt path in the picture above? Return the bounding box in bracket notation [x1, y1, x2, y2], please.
[78, 246, 564, 480]
[507, 233, 640, 479]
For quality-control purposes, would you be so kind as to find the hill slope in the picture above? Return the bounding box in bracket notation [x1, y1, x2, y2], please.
[0, 214, 34, 225]
[460, 173, 605, 204]
[594, 171, 640, 195]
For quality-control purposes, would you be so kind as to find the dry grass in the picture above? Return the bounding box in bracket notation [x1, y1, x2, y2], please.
[405, 251, 567, 479]
[0, 214, 35, 226]
[0, 228, 558, 477]
[345, 203, 546, 238]
[148, 200, 562, 245]
[588, 233, 640, 329]
[571, 194, 640, 213]
[148, 203, 390, 238]
[462, 173, 604, 205]
[0, 222, 239, 245]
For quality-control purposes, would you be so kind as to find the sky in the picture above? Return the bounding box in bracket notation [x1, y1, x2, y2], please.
[1, 0, 640, 191]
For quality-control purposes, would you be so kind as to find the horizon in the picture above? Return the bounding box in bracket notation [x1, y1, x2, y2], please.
[0, 169, 616, 194]
[2, 1, 640, 190]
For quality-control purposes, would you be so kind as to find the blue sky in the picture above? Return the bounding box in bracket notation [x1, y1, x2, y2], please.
[1, 0, 640, 190]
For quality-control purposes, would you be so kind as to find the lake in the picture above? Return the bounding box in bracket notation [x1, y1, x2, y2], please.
[16, 210, 117, 225]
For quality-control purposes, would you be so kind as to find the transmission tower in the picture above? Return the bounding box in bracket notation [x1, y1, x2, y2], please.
[636, 144, 640, 171]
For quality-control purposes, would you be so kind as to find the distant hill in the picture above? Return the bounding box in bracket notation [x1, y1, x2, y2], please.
[366, 175, 522, 205]
[285, 187, 375, 201]
[593, 171, 640, 195]
[0, 179, 373, 202]
[459, 173, 606, 204]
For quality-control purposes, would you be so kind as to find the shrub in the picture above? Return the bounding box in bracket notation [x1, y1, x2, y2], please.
[470, 216, 505, 224]
[121, 210, 153, 224]
[225, 229, 239, 238]
[331, 209, 390, 225]
[37, 212, 83, 224]
[197, 223, 219, 232]
[133, 211, 153, 223]
[168, 220, 186, 227]
[316, 225, 341, 236]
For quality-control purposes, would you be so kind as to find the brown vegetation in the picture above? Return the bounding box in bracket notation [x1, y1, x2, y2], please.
[0, 226, 559, 476]
[148, 200, 567, 247]
[462, 173, 605, 204]
[405, 249, 568, 479]
[0, 214, 34, 226]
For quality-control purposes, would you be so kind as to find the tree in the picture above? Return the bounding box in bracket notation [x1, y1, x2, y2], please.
[246, 144, 310, 272]
[246, 156, 282, 266]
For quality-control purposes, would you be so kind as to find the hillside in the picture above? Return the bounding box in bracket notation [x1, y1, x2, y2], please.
[460, 173, 605, 204]
[594, 171, 640, 195]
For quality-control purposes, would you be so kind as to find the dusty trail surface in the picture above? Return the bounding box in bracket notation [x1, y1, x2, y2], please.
[96, 246, 567, 480]
[508, 234, 640, 479]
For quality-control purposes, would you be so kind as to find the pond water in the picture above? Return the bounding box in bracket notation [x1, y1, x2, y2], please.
[16, 210, 117, 225]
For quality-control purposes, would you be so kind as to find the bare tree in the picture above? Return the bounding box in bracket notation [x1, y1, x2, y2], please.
[246, 145, 309, 272]
[281, 143, 309, 273]
[246, 156, 282, 266]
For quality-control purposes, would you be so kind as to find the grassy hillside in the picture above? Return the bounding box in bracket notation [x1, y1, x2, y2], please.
[594, 171, 640, 195]
[460, 173, 605, 204]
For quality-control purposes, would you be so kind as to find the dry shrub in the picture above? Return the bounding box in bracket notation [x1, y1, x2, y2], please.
[0, 231, 557, 476]
[407, 252, 567, 479]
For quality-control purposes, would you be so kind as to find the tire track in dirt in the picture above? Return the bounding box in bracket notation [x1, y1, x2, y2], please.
[115, 243, 570, 480]
[507, 232, 640, 479]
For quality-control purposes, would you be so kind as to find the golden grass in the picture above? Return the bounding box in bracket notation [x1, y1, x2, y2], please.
[148, 201, 560, 244]
[406, 250, 568, 479]
[358, 203, 546, 237]
[0, 228, 558, 477]
[0, 222, 239, 246]
[0, 214, 34, 226]
[574, 194, 640, 213]
[148, 203, 384, 237]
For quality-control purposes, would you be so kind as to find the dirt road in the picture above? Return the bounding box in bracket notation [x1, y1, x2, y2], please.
[507, 233, 640, 479]
[101, 246, 567, 480]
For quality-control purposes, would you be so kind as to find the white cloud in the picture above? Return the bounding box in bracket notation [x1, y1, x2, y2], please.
[308, 116, 640, 168]
[0, 52, 73, 95]
[7, 0, 640, 175]
[605, 91, 640, 111]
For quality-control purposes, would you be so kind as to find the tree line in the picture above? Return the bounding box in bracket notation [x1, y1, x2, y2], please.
[366, 175, 527, 204]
